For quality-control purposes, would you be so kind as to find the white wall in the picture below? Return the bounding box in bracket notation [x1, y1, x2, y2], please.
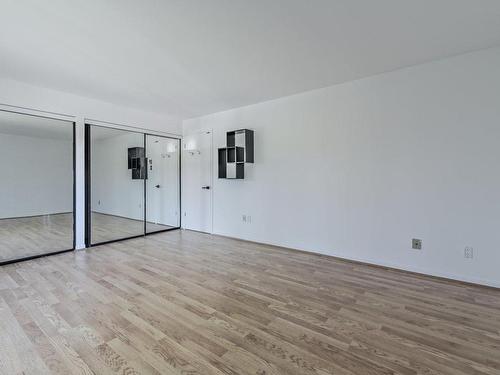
[183, 46, 500, 288]
[0, 133, 73, 218]
[0, 78, 182, 248]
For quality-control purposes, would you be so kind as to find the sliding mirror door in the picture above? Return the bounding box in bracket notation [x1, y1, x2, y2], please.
[145, 135, 180, 233]
[0, 110, 74, 263]
[86, 125, 181, 247]
[88, 125, 145, 245]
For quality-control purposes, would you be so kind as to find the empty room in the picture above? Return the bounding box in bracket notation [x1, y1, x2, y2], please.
[1, 1, 500, 374]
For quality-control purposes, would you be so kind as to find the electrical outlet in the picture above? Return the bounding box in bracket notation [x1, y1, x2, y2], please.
[464, 246, 474, 259]
[412, 238, 422, 250]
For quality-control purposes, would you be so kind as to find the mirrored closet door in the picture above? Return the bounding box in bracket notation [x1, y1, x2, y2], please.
[87, 126, 145, 245]
[85, 124, 180, 247]
[0, 110, 75, 264]
[145, 135, 180, 234]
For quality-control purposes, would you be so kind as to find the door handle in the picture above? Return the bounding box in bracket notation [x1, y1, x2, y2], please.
[202, 186, 210, 190]
[155, 184, 160, 188]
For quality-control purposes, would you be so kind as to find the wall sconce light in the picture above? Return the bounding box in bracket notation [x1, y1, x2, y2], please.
[166, 143, 177, 154]
[184, 140, 201, 156]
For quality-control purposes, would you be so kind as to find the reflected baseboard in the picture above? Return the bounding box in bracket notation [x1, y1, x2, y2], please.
[90, 210, 177, 228]
[0, 212, 72, 221]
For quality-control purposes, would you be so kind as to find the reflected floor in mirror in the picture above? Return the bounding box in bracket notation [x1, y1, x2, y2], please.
[0, 213, 73, 262]
[0, 212, 176, 263]
[91, 212, 175, 245]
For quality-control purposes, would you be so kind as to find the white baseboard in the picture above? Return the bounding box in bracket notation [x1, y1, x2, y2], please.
[212, 231, 500, 289]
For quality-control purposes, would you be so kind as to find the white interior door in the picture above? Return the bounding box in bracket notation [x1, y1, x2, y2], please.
[182, 130, 212, 233]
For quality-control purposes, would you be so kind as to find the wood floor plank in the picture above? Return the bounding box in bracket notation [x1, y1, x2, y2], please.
[0, 229, 499, 374]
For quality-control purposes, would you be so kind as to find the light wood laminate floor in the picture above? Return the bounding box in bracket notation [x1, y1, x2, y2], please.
[0, 230, 499, 374]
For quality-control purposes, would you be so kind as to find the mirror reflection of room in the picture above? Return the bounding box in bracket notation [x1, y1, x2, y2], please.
[89, 125, 180, 245]
[0, 110, 74, 262]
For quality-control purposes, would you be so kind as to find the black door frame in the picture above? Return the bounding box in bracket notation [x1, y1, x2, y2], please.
[0, 109, 76, 266]
[84, 123, 181, 247]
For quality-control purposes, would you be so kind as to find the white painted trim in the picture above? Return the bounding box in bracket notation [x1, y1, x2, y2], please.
[0, 103, 75, 121]
[74, 117, 85, 250]
[85, 118, 181, 138]
[207, 129, 214, 234]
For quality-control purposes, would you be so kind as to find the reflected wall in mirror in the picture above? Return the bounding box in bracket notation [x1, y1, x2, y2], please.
[0, 110, 74, 263]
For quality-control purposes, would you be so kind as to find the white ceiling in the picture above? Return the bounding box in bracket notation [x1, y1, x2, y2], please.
[1, 0, 500, 119]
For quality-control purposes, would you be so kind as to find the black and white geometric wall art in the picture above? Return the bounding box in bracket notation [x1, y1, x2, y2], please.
[218, 129, 254, 179]
[128, 147, 147, 180]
